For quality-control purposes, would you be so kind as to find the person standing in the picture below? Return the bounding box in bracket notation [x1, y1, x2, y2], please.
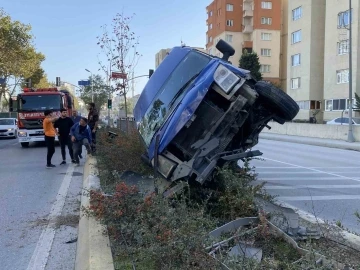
[54, 109, 75, 165]
[71, 110, 83, 158]
[70, 117, 93, 166]
[43, 110, 59, 168]
[87, 102, 99, 151]
[71, 110, 82, 123]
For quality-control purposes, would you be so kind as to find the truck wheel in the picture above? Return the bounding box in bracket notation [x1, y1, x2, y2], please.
[254, 81, 299, 121]
[21, 142, 29, 148]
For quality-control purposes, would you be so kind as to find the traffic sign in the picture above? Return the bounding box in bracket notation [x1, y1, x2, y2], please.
[0, 78, 5, 84]
[111, 72, 127, 79]
[78, 80, 90, 86]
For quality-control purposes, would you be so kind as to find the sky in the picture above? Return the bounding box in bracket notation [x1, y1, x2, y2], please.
[1, 0, 210, 96]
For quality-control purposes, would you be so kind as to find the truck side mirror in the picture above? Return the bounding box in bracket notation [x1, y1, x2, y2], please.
[9, 99, 13, 112]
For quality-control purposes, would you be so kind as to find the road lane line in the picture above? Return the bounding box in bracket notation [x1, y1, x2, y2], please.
[26, 165, 75, 270]
[256, 167, 360, 169]
[262, 157, 360, 183]
[277, 195, 360, 201]
[265, 184, 360, 190]
[260, 177, 357, 181]
[258, 171, 360, 174]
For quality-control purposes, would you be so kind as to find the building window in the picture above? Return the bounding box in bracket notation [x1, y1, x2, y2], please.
[261, 33, 272, 40]
[297, 101, 310, 110]
[209, 11, 213, 16]
[225, 34, 233, 42]
[226, 20, 234, 26]
[338, 9, 352, 28]
[226, 4, 234, 11]
[291, 30, 301, 44]
[260, 65, 271, 73]
[217, 8, 221, 16]
[325, 98, 354, 111]
[261, 1, 272, 9]
[337, 69, 349, 84]
[337, 40, 349, 55]
[292, 6, 302, 21]
[261, 17, 272, 25]
[261, 49, 271, 56]
[291, 53, 301, 66]
[209, 24, 212, 30]
[210, 36, 213, 43]
[291, 78, 300, 89]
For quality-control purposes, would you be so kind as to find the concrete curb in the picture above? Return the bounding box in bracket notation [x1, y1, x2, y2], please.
[279, 201, 360, 252]
[75, 157, 115, 270]
[260, 133, 360, 152]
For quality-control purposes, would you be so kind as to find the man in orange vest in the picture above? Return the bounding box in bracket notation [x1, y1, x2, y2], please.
[43, 110, 59, 168]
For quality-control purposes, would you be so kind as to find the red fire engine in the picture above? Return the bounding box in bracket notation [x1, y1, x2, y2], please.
[9, 87, 74, 147]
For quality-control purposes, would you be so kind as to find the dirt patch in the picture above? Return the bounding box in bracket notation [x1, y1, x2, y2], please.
[30, 214, 79, 229]
[54, 214, 79, 228]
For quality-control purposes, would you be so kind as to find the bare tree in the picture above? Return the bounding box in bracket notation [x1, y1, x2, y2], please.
[97, 12, 141, 131]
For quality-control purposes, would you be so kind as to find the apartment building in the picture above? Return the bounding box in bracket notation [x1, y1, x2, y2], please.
[206, 0, 283, 84]
[323, 0, 359, 121]
[287, 0, 359, 121]
[286, 0, 326, 121]
[155, 47, 206, 68]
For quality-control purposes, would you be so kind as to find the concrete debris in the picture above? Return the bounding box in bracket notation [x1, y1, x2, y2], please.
[228, 243, 263, 263]
[254, 197, 321, 240]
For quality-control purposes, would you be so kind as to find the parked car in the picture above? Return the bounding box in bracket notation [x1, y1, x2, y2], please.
[134, 40, 299, 187]
[0, 118, 18, 138]
[326, 117, 360, 125]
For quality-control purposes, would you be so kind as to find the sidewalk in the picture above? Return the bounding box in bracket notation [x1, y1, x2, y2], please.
[260, 133, 360, 152]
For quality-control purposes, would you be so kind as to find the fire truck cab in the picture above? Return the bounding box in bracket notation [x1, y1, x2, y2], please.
[9, 87, 74, 147]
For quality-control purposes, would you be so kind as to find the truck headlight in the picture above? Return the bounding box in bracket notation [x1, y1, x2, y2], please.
[18, 131, 27, 137]
[214, 64, 240, 94]
[152, 155, 177, 179]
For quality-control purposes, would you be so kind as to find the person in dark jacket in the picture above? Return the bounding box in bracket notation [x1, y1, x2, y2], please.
[87, 102, 99, 151]
[71, 110, 83, 158]
[54, 109, 75, 165]
[70, 117, 92, 165]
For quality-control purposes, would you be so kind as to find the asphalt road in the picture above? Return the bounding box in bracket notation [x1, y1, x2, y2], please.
[0, 138, 83, 270]
[251, 139, 360, 234]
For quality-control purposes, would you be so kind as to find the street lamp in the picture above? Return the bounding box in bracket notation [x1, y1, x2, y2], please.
[85, 69, 94, 102]
[347, 0, 355, 142]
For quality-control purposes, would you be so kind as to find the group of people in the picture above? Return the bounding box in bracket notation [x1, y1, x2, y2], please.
[42, 103, 99, 168]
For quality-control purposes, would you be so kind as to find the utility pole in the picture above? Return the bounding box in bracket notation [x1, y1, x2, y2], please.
[85, 69, 94, 102]
[347, 0, 355, 142]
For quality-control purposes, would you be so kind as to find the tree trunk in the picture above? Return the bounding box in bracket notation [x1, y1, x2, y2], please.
[124, 92, 128, 133]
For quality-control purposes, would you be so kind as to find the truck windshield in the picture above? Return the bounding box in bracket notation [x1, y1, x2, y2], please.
[18, 95, 62, 111]
[139, 50, 211, 146]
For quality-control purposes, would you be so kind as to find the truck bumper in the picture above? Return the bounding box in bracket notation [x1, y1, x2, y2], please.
[18, 129, 59, 143]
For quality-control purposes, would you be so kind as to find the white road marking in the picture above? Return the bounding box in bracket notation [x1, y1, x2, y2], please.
[12, 142, 19, 145]
[262, 157, 360, 183]
[258, 171, 360, 174]
[260, 177, 357, 181]
[255, 167, 360, 169]
[26, 165, 75, 270]
[277, 195, 360, 201]
[265, 184, 360, 190]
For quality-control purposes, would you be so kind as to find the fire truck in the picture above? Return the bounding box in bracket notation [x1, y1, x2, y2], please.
[9, 87, 74, 147]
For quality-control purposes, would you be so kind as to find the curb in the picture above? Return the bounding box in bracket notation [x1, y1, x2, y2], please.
[75, 157, 115, 270]
[279, 201, 360, 252]
[260, 133, 360, 152]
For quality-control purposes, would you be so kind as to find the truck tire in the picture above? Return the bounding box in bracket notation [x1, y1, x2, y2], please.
[21, 142, 29, 148]
[255, 81, 299, 121]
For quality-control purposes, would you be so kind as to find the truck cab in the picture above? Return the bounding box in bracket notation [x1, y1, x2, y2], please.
[9, 88, 74, 147]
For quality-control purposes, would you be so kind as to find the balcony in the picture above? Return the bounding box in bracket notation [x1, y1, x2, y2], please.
[243, 25, 253, 33]
[243, 9, 253, 17]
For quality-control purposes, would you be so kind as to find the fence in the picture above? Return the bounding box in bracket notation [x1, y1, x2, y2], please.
[116, 117, 137, 132]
